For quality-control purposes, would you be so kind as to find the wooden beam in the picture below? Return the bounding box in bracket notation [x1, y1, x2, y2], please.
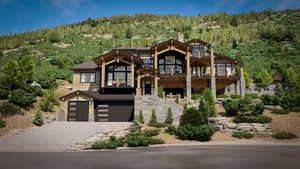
[154, 47, 158, 69]
[173, 47, 187, 55]
[157, 46, 170, 55]
[131, 59, 134, 88]
[101, 62, 105, 88]
[120, 59, 131, 65]
[105, 58, 116, 66]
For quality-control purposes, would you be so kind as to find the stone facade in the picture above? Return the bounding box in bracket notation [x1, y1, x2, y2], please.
[72, 70, 100, 91]
[134, 96, 183, 123]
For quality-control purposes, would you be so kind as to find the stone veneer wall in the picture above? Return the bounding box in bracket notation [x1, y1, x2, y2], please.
[134, 96, 183, 123]
[72, 70, 100, 91]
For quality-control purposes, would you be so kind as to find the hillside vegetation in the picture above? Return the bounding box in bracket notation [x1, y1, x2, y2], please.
[0, 9, 300, 89]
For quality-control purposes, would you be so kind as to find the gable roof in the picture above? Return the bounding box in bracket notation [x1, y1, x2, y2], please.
[93, 51, 143, 66]
[151, 39, 192, 54]
[71, 61, 98, 70]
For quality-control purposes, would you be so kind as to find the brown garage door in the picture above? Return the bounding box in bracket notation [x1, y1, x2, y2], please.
[94, 101, 134, 122]
[68, 101, 89, 121]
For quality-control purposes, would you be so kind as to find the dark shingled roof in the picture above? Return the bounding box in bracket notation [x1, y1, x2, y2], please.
[71, 61, 98, 70]
[60, 90, 134, 101]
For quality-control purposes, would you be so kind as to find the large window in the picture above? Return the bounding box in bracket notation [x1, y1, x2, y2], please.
[192, 45, 205, 58]
[158, 55, 183, 75]
[215, 60, 234, 76]
[80, 72, 96, 83]
[106, 63, 131, 87]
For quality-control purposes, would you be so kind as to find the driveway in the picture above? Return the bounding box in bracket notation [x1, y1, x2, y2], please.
[0, 122, 131, 152]
[0, 145, 299, 169]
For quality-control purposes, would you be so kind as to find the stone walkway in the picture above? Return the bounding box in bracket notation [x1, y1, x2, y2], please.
[0, 122, 131, 152]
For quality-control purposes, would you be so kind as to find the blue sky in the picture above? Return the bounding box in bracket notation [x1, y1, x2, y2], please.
[0, 0, 299, 36]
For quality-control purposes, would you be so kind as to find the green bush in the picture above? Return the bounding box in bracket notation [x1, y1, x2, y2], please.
[230, 95, 242, 99]
[148, 137, 165, 145]
[126, 136, 151, 147]
[92, 137, 124, 149]
[149, 122, 167, 128]
[261, 94, 280, 106]
[39, 90, 59, 112]
[0, 119, 6, 128]
[158, 86, 164, 98]
[0, 89, 9, 99]
[175, 95, 180, 103]
[9, 89, 36, 108]
[129, 120, 142, 136]
[233, 115, 272, 123]
[272, 132, 298, 140]
[142, 129, 160, 137]
[289, 107, 300, 112]
[191, 94, 202, 100]
[232, 132, 254, 139]
[180, 107, 208, 126]
[165, 125, 177, 135]
[175, 124, 214, 141]
[280, 93, 300, 110]
[138, 110, 144, 124]
[149, 109, 157, 125]
[24, 85, 43, 97]
[32, 112, 44, 126]
[245, 93, 259, 100]
[164, 107, 173, 125]
[222, 99, 240, 116]
[217, 94, 228, 98]
[0, 101, 23, 117]
[271, 109, 289, 114]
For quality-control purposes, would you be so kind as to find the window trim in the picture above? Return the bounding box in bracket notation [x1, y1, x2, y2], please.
[80, 72, 96, 83]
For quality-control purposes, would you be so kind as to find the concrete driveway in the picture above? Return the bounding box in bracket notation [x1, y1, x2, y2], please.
[0, 122, 131, 152]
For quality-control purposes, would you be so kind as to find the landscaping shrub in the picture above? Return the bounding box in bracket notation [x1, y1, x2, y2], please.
[175, 124, 214, 141]
[175, 95, 180, 103]
[233, 115, 272, 123]
[252, 102, 265, 116]
[39, 90, 59, 112]
[222, 99, 240, 116]
[23, 85, 43, 97]
[32, 112, 44, 126]
[261, 94, 280, 106]
[191, 94, 202, 100]
[245, 93, 259, 100]
[129, 120, 142, 136]
[164, 107, 173, 125]
[230, 95, 242, 99]
[272, 132, 298, 140]
[149, 122, 167, 128]
[280, 93, 300, 110]
[126, 136, 151, 147]
[149, 109, 157, 125]
[92, 137, 124, 149]
[0, 101, 23, 117]
[202, 89, 216, 117]
[0, 119, 6, 128]
[142, 129, 160, 137]
[165, 125, 177, 135]
[148, 137, 165, 145]
[232, 132, 254, 139]
[180, 107, 208, 126]
[9, 89, 36, 108]
[271, 109, 289, 114]
[158, 86, 164, 98]
[289, 107, 300, 112]
[138, 110, 144, 124]
[217, 94, 228, 98]
[0, 89, 9, 99]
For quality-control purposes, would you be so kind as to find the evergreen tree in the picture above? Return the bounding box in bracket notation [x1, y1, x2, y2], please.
[230, 17, 238, 26]
[125, 28, 133, 39]
[138, 110, 144, 124]
[149, 109, 158, 125]
[1, 59, 22, 91]
[165, 107, 173, 125]
[232, 39, 238, 49]
[257, 69, 273, 89]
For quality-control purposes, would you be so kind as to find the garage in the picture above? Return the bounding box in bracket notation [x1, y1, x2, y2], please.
[67, 101, 89, 121]
[94, 95, 134, 122]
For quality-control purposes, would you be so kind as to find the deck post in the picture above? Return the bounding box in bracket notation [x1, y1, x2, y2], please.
[186, 49, 192, 100]
[154, 77, 158, 96]
[136, 76, 141, 96]
[101, 61, 105, 88]
[239, 67, 246, 97]
[210, 49, 216, 98]
[131, 58, 135, 88]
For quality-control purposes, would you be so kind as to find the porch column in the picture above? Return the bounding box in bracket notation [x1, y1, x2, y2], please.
[239, 67, 246, 97]
[101, 61, 105, 88]
[210, 49, 216, 98]
[186, 49, 192, 100]
[136, 75, 141, 96]
[154, 77, 158, 96]
[131, 58, 135, 88]
[154, 47, 158, 69]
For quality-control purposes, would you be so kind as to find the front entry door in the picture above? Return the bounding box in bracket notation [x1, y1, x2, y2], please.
[144, 84, 152, 95]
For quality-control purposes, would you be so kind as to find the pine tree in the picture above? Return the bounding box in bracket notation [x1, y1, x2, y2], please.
[165, 107, 173, 125]
[232, 39, 238, 49]
[138, 110, 144, 124]
[230, 17, 238, 26]
[149, 109, 157, 125]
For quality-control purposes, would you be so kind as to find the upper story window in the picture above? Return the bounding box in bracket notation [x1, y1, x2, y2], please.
[158, 55, 183, 75]
[144, 59, 153, 67]
[192, 45, 205, 58]
[215, 60, 235, 77]
[80, 72, 96, 83]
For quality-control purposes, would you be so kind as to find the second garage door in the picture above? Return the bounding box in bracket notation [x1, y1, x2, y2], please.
[94, 101, 134, 122]
[68, 101, 89, 121]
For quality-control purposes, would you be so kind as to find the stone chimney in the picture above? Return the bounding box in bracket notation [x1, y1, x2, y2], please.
[177, 32, 184, 42]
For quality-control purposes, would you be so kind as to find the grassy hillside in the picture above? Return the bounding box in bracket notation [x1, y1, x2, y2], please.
[0, 9, 300, 83]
